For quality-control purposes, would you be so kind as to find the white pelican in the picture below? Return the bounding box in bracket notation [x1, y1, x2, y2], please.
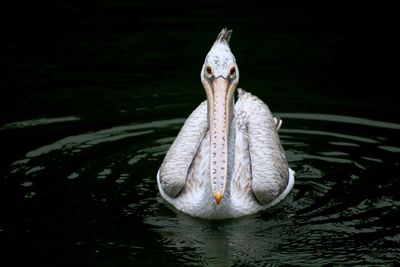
[157, 28, 294, 219]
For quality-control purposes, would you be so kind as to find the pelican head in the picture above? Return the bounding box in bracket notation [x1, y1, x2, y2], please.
[200, 28, 239, 205]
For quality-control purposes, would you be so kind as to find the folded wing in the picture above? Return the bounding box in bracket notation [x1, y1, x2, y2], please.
[159, 101, 208, 198]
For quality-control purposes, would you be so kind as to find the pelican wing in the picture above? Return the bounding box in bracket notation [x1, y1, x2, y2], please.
[159, 101, 208, 198]
[237, 91, 289, 205]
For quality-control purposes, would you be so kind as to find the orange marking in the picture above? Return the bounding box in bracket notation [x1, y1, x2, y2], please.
[215, 192, 222, 205]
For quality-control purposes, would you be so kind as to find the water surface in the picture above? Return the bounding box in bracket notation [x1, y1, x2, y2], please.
[1, 1, 399, 266]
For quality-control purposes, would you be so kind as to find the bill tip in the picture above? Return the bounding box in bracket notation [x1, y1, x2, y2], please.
[215, 192, 222, 205]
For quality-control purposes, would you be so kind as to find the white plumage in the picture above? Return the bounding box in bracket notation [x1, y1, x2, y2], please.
[158, 29, 294, 219]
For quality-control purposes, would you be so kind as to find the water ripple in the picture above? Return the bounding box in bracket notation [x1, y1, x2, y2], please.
[279, 113, 400, 129]
[0, 116, 81, 130]
[2, 113, 399, 265]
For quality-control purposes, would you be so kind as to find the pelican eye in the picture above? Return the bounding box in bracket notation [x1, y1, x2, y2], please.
[230, 67, 236, 76]
[206, 66, 212, 76]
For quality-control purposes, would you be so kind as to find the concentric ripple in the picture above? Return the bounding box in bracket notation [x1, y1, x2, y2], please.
[1, 113, 399, 265]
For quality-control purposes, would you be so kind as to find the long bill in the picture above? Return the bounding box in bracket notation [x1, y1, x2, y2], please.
[206, 77, 235, 205]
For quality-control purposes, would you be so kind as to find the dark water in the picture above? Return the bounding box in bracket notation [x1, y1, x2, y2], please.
[1, 1, 399, 266]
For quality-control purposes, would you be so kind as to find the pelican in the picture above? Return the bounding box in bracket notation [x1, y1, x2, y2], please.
[157, 29, 294, 219]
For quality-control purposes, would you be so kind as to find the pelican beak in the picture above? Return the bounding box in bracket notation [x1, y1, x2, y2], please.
[205, 76, 236, 205]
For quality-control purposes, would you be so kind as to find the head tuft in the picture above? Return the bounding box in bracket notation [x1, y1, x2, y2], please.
[214, 28, 232, 45]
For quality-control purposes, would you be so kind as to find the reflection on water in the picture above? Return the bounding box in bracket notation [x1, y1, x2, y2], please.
[279, 113, 400, 130]
[146, 201, 300, 266]
[1, 113, 399, 265]
[22, 118, 184, 158]
[0, 116, 81, 130]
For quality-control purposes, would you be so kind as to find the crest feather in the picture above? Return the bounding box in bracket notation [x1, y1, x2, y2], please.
[214, 28, 232, 44]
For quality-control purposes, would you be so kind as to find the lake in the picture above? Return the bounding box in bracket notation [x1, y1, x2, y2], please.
[1, 1, 399, 265]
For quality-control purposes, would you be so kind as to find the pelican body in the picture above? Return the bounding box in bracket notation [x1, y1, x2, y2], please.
[157, 29, 294, 219]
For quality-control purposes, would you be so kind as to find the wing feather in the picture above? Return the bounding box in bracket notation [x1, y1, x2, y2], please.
[159, 101, 208, 197]
[236, 90, 289, 205]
